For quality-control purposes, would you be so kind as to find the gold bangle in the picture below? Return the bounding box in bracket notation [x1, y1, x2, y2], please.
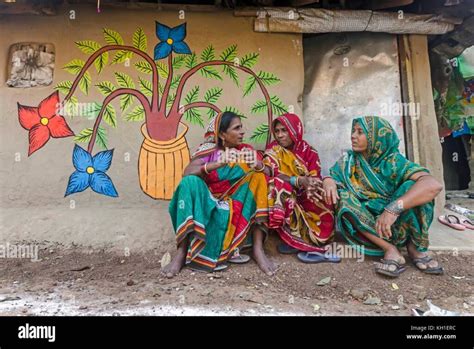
[295, 176, 300, 188]
[204, 163, 210, 174]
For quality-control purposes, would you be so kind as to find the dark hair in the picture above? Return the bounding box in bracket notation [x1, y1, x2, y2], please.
[218, 111, 241, 146]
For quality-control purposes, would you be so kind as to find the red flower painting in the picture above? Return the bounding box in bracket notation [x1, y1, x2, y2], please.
[18, 91, 74, 156]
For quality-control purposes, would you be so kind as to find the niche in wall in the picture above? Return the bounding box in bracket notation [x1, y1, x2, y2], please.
[7, 42, 55, 88]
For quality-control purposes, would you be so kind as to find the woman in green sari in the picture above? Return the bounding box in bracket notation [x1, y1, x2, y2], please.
[323, 116, 444, 277]
[162, 111, 277, 278]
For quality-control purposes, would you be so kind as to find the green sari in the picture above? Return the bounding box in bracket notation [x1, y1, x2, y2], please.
[329, 116, 434, 256]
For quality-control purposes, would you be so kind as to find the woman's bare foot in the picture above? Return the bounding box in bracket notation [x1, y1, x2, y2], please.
[384, 244, 405, 265]
[251, 224, 277, 276]
[161, 248, 186, 279]
[253, 246, 277, 276]
[407, 240, 441, 272]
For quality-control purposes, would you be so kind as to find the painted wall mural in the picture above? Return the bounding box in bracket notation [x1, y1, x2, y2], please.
[17, 21, 288, 200]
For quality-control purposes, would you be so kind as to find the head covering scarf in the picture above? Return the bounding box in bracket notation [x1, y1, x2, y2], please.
[266, 113, 321, 176]
[330, 115, 428, 200]
[192, 113, 224, 159]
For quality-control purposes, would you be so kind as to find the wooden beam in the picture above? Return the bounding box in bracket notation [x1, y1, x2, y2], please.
[399, 34, 446, 215]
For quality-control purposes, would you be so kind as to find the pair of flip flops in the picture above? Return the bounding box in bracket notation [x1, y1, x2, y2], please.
[375, 256, 444, 278]
[438, 215, 474, 231]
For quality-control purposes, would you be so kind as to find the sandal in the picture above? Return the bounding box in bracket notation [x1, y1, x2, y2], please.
[228, 248, 251, 264]
[374, 259, 406, 278]
[411, 255, 444, 275]
[228, 254, 251, 264]
[297, 251, 341, 263]
[461, 218, 474, 230]
[438, 215, 466, 231]
[187, 263, 229, 273]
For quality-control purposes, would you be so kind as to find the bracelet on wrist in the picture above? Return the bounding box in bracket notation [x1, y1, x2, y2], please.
[384, 200, 403, 216]
[254, 163, 265, 172]
[203, 163, 210, 175]
[290, 176, 297, 187]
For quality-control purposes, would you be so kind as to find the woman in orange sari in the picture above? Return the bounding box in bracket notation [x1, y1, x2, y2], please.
[264, 113, 337, 262]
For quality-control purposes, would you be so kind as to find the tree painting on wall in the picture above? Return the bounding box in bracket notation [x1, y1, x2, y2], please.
[17, 21, 288, 200]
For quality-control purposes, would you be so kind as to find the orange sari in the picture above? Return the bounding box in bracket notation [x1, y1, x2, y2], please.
[264, 113, 335, 252]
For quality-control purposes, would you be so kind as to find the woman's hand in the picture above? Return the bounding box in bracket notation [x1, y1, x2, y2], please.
[322, 177, 339, 205]
[375, 210, 398, 239]
[251, 160, 265, 171]
[296, 177, 323, 201]
[297, 176, 311, 190]
[307, 177, 324, 202]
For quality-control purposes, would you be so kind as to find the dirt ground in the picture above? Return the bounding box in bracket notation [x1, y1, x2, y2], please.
[0, 234, 473, 316]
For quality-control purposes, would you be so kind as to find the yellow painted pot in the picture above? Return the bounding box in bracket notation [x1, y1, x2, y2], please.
[138, 123, 190, 200]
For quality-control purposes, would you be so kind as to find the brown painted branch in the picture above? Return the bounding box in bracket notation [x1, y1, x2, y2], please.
[169, 60, 273, 145]
[181, 102, 222, 114]
[159, 53, 173, 115]
[87, 88, 151, 154]
[63, 45, 158, 113]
